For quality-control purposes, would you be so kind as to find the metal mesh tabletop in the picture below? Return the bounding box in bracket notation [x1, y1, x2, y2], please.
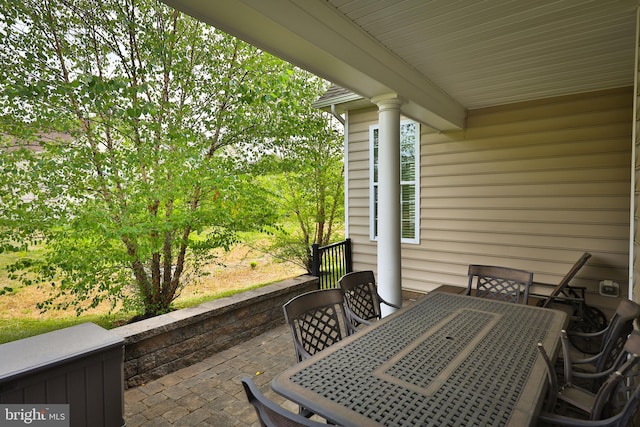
[273, 292, 567, 427]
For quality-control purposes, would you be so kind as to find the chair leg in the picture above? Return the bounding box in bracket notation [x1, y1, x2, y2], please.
[537, 343, 559, 413]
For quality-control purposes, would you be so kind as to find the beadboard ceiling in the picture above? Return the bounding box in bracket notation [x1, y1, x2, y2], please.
[163, 0, 638, 130]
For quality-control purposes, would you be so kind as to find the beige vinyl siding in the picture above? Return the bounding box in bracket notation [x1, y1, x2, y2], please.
[347, 87, 632, 313]
[346, 107, 379, 267]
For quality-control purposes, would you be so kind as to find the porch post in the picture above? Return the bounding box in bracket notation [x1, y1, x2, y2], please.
[372, 94, 403, 316]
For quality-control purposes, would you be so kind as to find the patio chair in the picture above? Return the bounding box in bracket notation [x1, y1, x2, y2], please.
[530, 252, 608, 354]
[561, 298, 640, 389]
[241, 377, 329, 427]
[536, 331, 640, 426]
[466, 264, 533, 304]
[338, 270, 401, 327]
[539, 252, 592, 309]
[283, 288, 357, 363]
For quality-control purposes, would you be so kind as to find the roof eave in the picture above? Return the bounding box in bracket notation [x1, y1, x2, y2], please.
[161, 0, 466, 131]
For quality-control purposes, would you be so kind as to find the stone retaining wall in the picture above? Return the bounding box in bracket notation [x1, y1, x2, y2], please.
[112, 275, 318, 388]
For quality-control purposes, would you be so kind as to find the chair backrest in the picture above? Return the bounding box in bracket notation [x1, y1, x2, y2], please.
[283, 288, 356, 362]
[466, 264, 533, 304]
[594, 299, 640, 372]
[338, 270, 382, 325]
[241, 377, 329, 427]
[542, 252, 591, 308]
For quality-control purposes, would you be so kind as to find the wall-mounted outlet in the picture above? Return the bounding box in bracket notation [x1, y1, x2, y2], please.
[599, 280, 619, 297]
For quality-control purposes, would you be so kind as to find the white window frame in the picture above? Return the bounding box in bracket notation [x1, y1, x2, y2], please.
[369, 119, 420, 244]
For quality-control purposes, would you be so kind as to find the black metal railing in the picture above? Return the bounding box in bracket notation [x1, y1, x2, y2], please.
[311, 238, 352, 289]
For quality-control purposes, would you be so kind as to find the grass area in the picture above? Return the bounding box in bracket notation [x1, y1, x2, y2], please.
[0, 313, 133, 344]
[171, 282, 269, 310]
[0, 241, 306, 344]
[0, 246, 29, 296]
[0, 282, 279, 344]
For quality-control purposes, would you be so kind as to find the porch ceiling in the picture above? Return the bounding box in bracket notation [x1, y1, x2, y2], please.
[163, 0, 638, 130]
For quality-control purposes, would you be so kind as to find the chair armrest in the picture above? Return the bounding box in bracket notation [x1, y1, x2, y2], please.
[560, 329, 604, 385]
[529, 284, 585, 305]
[561, 285, 586, 300]
[547, 295, 585, 304]
[531, 281, 586, 303]
[293, 339, 312, 361]
[344, 305, 372, 328]
[530, 294, 584, 303]
[566, 327, 608, 339]
[528, 292, 550, 298]
[531, 282, 557, 289]
[561, 329, 606, 372]
[377, 292, 401, 310]
[537, 412, 607, 426]
[571, 365, 617, 381]
[569, 354, 601, 366]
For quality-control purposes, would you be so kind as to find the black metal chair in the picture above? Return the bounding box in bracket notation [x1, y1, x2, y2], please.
[241, 377, 330, 427]
[562, 298, 640, 388]
[537, 331, 640, 426]
[466, 264, 533, 304]
[283, 288, 356, 363]
[338, 270, 401, 327]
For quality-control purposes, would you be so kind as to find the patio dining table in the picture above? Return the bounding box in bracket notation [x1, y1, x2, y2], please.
[272, 291, 568, 426]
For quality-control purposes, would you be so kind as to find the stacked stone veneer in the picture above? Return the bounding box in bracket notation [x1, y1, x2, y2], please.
[112, 275, 318, 388]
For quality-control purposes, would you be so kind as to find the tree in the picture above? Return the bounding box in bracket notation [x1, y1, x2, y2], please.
[252, 90, 345, 272]
[0, 0, 318, 316]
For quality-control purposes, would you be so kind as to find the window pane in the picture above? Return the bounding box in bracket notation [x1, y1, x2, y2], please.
[370, 121, 419, 243]
[401, 184, 415, 239]
[373, 185, 378, 237]
[373, 128, 379, 183]
[400, 123, 416, 181]
[401, 159, 415, 181]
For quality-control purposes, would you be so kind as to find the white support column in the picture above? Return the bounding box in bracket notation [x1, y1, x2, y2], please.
[372, 94, 403, 316]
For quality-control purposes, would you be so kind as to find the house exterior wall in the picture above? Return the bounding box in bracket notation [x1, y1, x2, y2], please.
[347, 87, 633, 313]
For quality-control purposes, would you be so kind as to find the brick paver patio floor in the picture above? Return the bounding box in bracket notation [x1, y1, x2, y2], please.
[124, 294, 419, 426]
[124, 323, 300, 426]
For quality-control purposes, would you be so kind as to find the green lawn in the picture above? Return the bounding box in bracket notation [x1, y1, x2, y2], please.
[0, 313, 132, 344]
[0, 228, 312, 344]
[0, 282, 279, 344]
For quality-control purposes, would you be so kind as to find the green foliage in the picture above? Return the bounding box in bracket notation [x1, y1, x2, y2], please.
[252, 86, 345, 271]
[0, 0, 325, 316]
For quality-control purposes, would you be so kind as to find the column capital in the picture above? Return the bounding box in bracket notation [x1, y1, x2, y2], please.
[371, 93, 404, 111]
